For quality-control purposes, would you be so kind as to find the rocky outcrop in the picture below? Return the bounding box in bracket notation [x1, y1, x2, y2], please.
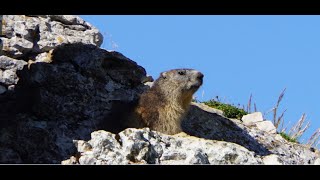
[63, 103, 320, 165]
[62, 128, 262, 165]
[0, 15, 147, 163]
[1, 15, 320, 164]
[183, 103, 320, 164]
[1, 15, 102, 59]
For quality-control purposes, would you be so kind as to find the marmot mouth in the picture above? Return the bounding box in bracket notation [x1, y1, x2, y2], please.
[190, 81, 203, 90]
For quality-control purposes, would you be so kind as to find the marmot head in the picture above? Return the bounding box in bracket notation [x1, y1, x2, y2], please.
[155, 68, 204, 97]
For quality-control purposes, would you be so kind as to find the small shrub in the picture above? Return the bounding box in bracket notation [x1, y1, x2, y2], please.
[280, 132, 298, 143]
[203, 100, 247, 119]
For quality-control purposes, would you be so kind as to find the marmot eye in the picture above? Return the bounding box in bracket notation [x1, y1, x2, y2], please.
[178, 71, 185, 75]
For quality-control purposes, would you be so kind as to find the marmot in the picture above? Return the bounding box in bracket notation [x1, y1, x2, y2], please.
[102, 68, 203, 135]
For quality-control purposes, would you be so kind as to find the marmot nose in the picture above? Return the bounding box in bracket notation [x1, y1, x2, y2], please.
[197, 72, 204, 80]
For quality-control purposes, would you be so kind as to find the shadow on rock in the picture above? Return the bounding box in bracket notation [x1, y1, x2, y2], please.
[0, 43, 147, 163]
[182, 104, 272, 156]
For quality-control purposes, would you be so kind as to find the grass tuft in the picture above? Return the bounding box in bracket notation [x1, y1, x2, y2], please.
[279, 132, 298, 143]
[203, 99, 247, 119]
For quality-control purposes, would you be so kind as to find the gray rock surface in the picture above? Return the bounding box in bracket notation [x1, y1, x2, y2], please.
[0, 55, 27, 86]
[0, 15, 146, 163]
[1, 15, 102, 58]
[242, 112, 264, 126]
[63, 128, 262, 165]
[183, 109, 320, 165]
[262, 154, 282, 165]
[64, 107, 320, 165]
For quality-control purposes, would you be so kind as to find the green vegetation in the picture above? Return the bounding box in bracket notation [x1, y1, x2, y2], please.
[203, 99, 248, 119]
[279, 132, 298, 143]
[197, 89, 319, 148]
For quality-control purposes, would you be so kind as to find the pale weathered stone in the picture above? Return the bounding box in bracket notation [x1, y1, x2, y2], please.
[1, 37, 34, 58]
[274, 134, 285, 142]
[0, 55, 27, 85]
[314, 158, 320, 165]
[73, 140, 92, 153]
[144, 81, 154, 88]
[63, 128, 263, 165]
[1, 15, 103, 58]
[0, 15, 2, 54]
[262, 154, 282, 165]
[61, 156, 78, 165]
[256, 120, 277, 134]
[34, 50, 53, 63]
[242, 112, 264, 126]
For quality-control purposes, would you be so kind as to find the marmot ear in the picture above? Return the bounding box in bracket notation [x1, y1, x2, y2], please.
[160, 72, 167, 79]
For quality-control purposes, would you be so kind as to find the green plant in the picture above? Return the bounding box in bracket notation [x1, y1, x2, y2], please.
[200, 91, 319, 148]
[279, 132, 298, 143]
[203, 99, 247, 119]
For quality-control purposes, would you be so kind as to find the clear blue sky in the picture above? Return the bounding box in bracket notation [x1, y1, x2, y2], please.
[80, 15, 320, 146]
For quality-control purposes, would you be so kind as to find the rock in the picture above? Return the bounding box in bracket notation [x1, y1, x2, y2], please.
[1, 15, 102, 58]
[141, 75, 154, 83]
[262, 154, 282, 165]
[73, 140, 92, 153]
[255, 120, 277, 134]
[182, 103, 271, 156]
[79, 130, 129, 165]
[182, 103, 320, 164]
[18, 43, 147, 123]
[34, 50, 53, 63]
[314, 158, 320, 165]
[0, 148, 22, 163]
[0, 15, 2, 54]
[0, 85, 6, 94]
[0, 39, 2, 55]
[61, 156, 78, 165]
[2, 15, 320, 165]
[0, 42, 147, 163]
[191, 102, 224, 116]
[2, 37, 34, 58]
[144, 81, 154, 88]
[241, 112, 264, 126]
[0, 15, 147, 163]
[274, 134, 285, 142]
[142, 75, 154, 89]
[0, 56, 27, 87]
[63, 128, 262, 165]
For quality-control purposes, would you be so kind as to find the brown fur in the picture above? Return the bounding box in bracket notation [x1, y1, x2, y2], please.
[101, 69, 203, 135]
[128, 69, 204, 135]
